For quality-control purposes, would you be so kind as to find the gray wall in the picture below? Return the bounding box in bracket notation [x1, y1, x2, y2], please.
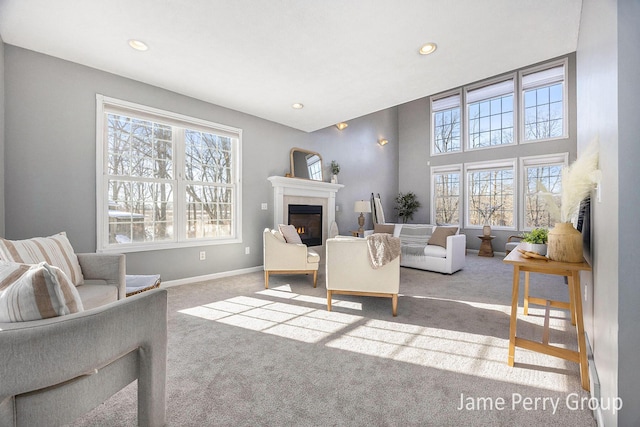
[3, 45, 398, 281]
[308, 107, 399, 232]
[397, 55, 578, 252]
[0, 35, 5, 237]
[578, 0, 640, 425]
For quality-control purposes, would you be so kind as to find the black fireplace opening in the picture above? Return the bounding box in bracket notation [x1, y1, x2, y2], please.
[288, 204, 323, 246]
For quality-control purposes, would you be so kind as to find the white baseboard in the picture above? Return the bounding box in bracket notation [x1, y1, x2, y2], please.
[160, 265, 263, 288]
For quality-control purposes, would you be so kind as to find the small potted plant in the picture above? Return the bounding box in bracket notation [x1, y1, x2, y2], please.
[330, 160, 340, 183]
[521, 228, 549, 256]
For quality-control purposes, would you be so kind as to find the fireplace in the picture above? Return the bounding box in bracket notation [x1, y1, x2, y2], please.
[288, 204, 323, 246]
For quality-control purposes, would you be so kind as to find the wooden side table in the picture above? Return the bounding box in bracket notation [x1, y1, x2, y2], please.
[503, 244, 592, 391]
[477, 235, 495, 257]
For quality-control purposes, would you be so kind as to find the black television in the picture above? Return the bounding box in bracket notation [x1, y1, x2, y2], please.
[576, 196, 592, 264]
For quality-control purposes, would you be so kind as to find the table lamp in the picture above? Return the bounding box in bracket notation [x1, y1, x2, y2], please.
[354, 200, 372, 236]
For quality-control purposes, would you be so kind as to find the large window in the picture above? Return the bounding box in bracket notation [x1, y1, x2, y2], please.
[431, 165, 462, 225]
[431, 92, 461, 155]
[466, 78, 514, 150]
[521, 61, 566, 142]
[465, 160, 516, 229]
[97, 96, 242, 252]
[521, 154, 567, 229]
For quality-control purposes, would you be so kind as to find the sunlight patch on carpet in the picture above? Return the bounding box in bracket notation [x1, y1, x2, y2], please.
[177, 286, 577, 393]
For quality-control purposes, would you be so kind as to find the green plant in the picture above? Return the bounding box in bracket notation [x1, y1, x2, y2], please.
[522, 228, 548, 244]
[394, 192, 421, 223]
[330, 160, 340, 175]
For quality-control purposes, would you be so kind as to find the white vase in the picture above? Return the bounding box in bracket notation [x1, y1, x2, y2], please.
[331, 174, 338, 184]
[522, 242, 547, 256]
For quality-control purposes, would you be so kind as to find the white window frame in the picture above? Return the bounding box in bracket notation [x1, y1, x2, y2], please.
[430, 164, 463, 225]
[464, 74, 516, 152]
[430, 90, 462, 156]
[519, 58, 568, 144]
[96, 95, 243, 253]
[464, 159, 517, 231]
[519, 153, 568, 230]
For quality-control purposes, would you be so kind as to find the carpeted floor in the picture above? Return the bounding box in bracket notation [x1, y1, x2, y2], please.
[69, 254, 596, 426]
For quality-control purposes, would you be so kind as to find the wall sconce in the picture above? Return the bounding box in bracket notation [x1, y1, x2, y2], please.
[378, 139, 389, 146]
[336, 122, 348, 130]
[354, 200, 372, 236]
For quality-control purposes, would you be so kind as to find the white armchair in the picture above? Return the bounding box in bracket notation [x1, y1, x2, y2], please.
[326, 236, 400, 316]
[263, 228, 320, 289]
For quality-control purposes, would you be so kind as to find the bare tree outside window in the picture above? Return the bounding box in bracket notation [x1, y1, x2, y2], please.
[103, 107, 238, 249]
[468, 169, 514, 227]
[524, 83, 564, 141]
[434, 107, 461, 153]
[434, 172, 460, 224]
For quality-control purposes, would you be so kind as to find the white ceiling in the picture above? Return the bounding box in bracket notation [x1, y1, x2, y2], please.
[0, 0, 582, 132]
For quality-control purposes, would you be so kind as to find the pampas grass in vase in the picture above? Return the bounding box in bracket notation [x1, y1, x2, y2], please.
[547, 140, 600, 262]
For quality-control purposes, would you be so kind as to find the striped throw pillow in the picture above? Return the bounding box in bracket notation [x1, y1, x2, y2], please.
[0, 232, 84, 285]
[0, 261, 84, 322]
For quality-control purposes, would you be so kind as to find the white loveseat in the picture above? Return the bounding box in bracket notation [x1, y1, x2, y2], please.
[367, 224, 466, 274]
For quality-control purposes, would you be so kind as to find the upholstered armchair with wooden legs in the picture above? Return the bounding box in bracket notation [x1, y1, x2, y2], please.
[263, 228, 320, 289]
[325, 236, 400, 316]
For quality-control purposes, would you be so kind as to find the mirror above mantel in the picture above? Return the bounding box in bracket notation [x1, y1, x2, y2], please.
[290, 148, 323, 181]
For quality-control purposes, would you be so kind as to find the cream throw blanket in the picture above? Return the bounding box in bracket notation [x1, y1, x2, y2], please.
[366, 234, 401, 269]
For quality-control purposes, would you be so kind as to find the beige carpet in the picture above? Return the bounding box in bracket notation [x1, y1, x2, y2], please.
[69, 254, 596, 426]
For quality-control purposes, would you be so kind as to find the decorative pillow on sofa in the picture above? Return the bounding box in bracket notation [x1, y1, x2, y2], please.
[0, 261, 84, 322]
[373, 224, 395, 235]
[278, 224, 303, 244]
[0, 232, 84, 285]
[427, 226, 458, 248]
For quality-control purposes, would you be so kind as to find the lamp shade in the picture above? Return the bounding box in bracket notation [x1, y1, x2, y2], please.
[354, 200, 371, 213]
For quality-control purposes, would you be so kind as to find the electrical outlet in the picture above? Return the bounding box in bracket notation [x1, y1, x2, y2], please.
[199, 251, 206, 261]
[261, 203, 268, 210]
[245, 247, 250, 255]
[336, 205, 339, 211]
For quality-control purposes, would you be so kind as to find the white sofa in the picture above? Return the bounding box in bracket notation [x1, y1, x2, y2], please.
[367, 224, 466, 274]
[326, 236, 400, 316]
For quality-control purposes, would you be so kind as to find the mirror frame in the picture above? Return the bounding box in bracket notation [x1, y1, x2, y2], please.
[290, 147, 324, 181]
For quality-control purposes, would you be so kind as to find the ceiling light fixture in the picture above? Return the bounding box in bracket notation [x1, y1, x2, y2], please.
[292, 103, 304, 109]
[128, 39, 148, 51]
[336, 122, 348, 130]
[418, 42, 437, 55]
[379, 139, 389, 146]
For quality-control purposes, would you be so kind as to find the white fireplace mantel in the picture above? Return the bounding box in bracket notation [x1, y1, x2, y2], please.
[267, 176, 343, 240]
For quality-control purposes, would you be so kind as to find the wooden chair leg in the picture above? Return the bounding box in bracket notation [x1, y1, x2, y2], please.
[392, 294, 398, 317]
[327, 290, 332, 311]
[313, 270, 317, 288]
[524, 271, 530, 315]
[264, 271, 269, 289]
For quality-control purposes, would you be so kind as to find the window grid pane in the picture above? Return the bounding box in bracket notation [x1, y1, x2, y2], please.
[433, 107, 461, 153]
[524, 82, 564, 141]
[467, 169, 514, 227]
[434, 172, 460, 224]
[468, 94, 514, 149]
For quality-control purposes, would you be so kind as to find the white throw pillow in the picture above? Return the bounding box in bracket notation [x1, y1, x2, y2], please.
[278, 224, 303, 244]
[0, 261, 84, 322]
[0, 232, 84, 285]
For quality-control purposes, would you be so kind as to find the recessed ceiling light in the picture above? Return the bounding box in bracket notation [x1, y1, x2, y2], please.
[292, 103, 304, 109]
[418, 42, 437, 55]
[336, 122, 348, 130]
[128, 39, 148, 51]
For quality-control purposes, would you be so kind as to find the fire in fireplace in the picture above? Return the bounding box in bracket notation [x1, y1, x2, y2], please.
[288, 204, 323, 246]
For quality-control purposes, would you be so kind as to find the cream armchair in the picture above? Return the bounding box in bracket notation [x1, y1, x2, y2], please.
[326, 236, 400, 316]
[263, 228, 320, 289]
